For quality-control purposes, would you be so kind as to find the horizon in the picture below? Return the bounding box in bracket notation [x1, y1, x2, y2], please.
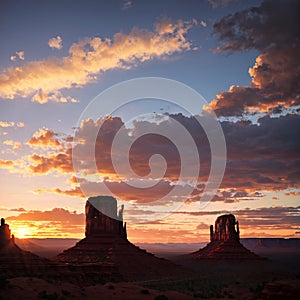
[1, 0, 299, 243]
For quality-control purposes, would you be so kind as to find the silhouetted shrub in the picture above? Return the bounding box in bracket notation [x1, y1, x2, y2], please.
[61, 289, 71, 296]
[38, 290, 63, 300]
[0, 275, 10, 289]
[155, 295, 168, 300]
[249, 282, 266, 293]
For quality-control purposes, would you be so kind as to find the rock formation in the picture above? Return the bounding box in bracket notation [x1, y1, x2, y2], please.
[0, 217, 53, 278]
[0, 218, 14, 247]
[210, 214, 240, 243]
[191, 214, 263, 260]
[55, 196, 188, 281]
[85, 196, 127, 238]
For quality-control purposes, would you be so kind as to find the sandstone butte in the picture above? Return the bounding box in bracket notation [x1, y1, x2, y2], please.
[0, 197, 263, 285]
[1, 197, 188, 283]
[54, 195, 188, 281]
[189, 214, 263, 260]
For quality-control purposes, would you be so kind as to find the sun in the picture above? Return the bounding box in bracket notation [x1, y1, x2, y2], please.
[13, 226, 32, 239]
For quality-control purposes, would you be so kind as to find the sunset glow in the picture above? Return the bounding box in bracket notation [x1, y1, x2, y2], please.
[12, 226, 33, 239]
[0, 0, 299, 242]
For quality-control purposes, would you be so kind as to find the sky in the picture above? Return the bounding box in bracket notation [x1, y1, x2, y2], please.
[0, 0, 299, 243]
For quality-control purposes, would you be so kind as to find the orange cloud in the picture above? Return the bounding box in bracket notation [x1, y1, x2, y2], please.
[3, 140, 22, 149]
[7, 207, 84, 222]
[35, 186, 85, 198]
[28, 128, 60, 147]
[0, 121, 24, 128]
[29, 148, 73, 174]
[0, 159, 14, 168]
[6, 208, 85, 238]
[0, 19, 193, 103]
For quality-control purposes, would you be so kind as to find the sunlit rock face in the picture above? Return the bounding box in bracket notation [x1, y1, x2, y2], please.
[85, 196, 127, 238]
[192, 214, 263, 260]
[210, 214, 240, 242]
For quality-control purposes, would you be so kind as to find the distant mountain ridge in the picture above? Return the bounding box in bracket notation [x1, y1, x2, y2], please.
[241, 238, 300, 253]
[15, 238, 300, 258]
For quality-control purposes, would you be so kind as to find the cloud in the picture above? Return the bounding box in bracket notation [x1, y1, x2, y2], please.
[173, 206, 300, 235]
[188, 189, 264, 204]
[0, 19, 193, 103]
[0, 159, 14, 168]
[28, 128, 60, 147]
[6, 208, 84, 223]
[0, 121, 24, 128]
[48, 36, 63, 49]
[28, 113, 300, 204]
[35, 186, 84, 198]
[200, 21, 207, 27]
[196, 222, 210, 230]
[3, 140, 22, 149]
[213, 0, 300, 52]
[205, 0, 300, 117]
[6, 208, 85, 238]
[10, 208, 27, 212]
[122, 0, 133, 10]
[10, 51, 24, 61]
[31, 90, 79, 104]
[16, 51, 24, 60]
[208, 0, 237, 9]
[29, 148, 73, 174]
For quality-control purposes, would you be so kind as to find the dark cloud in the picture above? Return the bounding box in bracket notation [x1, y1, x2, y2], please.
[196, 222, 210, 230]
[213, 0, 300, 52]
[29, 113, 300, 202]
[220, 114, 300, 190]
[206, 0, 300, 117]
[173, 206, 300, 232]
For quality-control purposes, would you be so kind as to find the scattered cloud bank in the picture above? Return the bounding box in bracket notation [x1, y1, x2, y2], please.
[174, 206, 300, 236]
[20, 113, 300, 204]
[6, 208, 85, 238]
[0, 19, 193, 103]
[205, 0, 300, 117]
[0, 121, 24, 128]
[5, 205, 300, 239]
[7, 207, 84, 223]
[3, 140, 22, 149]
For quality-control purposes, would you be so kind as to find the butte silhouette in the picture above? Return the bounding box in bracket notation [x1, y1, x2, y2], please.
[0, 217, 50, 277]
[190, 214, 263, 260]
[55, 195, 187, 281]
